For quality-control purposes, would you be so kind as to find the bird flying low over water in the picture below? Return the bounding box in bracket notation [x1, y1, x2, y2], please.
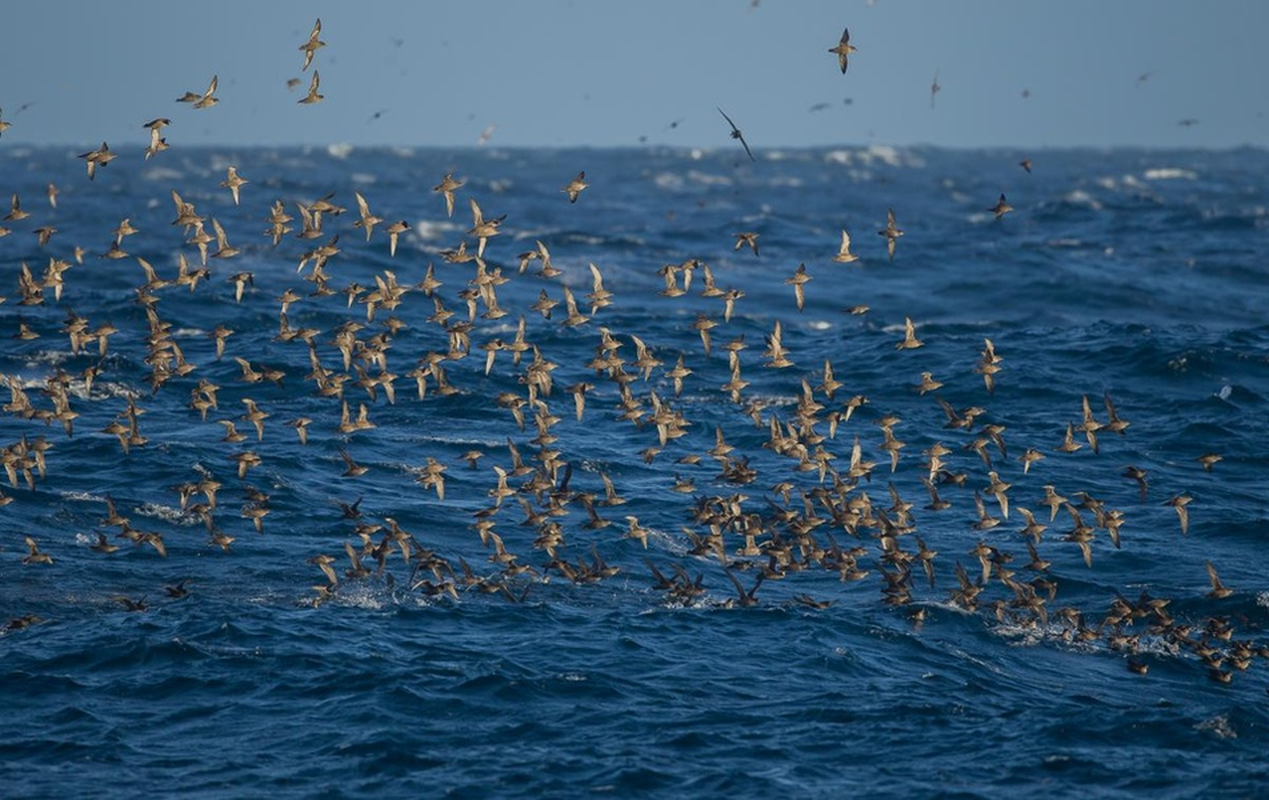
[828, 28, 856, 74]
[561, 171, 588, 203]
[878, 208, 903, 260]
[717, 107, 755, 162]
[989, 194, 1013, 220]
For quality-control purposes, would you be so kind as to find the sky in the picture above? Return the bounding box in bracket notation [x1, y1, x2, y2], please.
[0, 0, 1265, 151]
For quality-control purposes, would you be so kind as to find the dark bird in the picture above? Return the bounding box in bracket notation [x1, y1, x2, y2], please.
[989, 193, 1013, 220]
[828, 28, 857, 74]
[717, 107, 754, 162]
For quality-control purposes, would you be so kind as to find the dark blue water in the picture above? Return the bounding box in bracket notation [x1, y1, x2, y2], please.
[1, 144, 1267, 797]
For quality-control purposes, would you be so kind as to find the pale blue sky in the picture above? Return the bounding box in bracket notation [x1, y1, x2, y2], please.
[0, 0, 1263, 150]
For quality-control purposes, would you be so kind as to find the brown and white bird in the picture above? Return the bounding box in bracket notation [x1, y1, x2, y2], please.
[561, 171, 588, 203]
[298, 71, 324, 104]
[176, 75, 219, 109]
[832, 229, 859, 263]
[299, 18, 325, 71]
[828, 27, 857, 74]
[78, 142, 116, 180]
[220, 167, 248, 206]
[878, 208, 903, 260]
[989, 193, 1013, 220]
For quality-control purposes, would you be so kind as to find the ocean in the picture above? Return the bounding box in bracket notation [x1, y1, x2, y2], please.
[0, 143, 1267, 798]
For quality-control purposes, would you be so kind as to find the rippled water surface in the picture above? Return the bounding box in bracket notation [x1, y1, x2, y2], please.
[1, 144, 1268, 798]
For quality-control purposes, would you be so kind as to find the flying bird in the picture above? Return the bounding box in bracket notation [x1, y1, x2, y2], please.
[717, 107, 754, 162]
[176, 75, 219, 109]
[298, 71, 324, 104]
[877, 208, 903, 260]
[561, 171, 589, 203]
[989, 193, 1013, 220]
[299, 18, 325, 71]
[828, 28, 856, 74]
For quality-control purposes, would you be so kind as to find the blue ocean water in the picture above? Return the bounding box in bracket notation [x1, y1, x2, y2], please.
[0, 143, 1267, 798]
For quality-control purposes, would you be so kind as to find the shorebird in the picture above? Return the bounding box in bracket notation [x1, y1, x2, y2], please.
[21, 535, 53, 565]
[1196, 452, 1223, 471]
[215, 166, 247, 206]
[140, 118, 171, 159]
[878, 208, 903, 260]
[299, 18, 325, 71]
[1165, 494, 1192, 535]
[833, 229, 859, 263]
[78, 142, 116, 180]
[467, 198, 504, 257]
[4, 193, 29, 222]
[385, 220, 409, 257]
[351, 191, 383, 241]
[896, 316, 923, 350]
[784, 263, 811, 311]
[1122, 466, 1149, 501]
[989, 193, 1013, 220]
[828, 27, 856, 73]
[177, 75, 219, 109]
[717, 107, 754, 162]
[338, 448, 369, 478]
[433, 172, 463, 217]
[1205, 561, 1233, 599]
[733, 232, 760, 256]
[561, 171, 588, 203]
[298, 71, 324, 104]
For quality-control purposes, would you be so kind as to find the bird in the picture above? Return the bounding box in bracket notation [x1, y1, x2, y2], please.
[1196, 453, 1223, 471]
[561, 171, 588, 203]
[0, 108, 10, 138]
[4, 193, 29, 222]
[896, 316, 923, 350]
[21, 535, 53, 565]
[717, 107, 754, 162]
[877, 209, 903, 260]
[220, 167, 248, 206]
[989, 193, 1013, 220]
[177, 75, 219, 109]
[298, 71, 324, 104]
[1165, 494, 1192, 535]
[733, 232, 760, 256]
[78, 142, 116, 180]
[833, 229, 859, 263]
[433, 172, 464, 217]
[784, 263, 811, 311]
[1205, 561, 1233, 599]
[385, 221, 409, 257]
[828, 28, 856, 74]
[930, 70, 941, 107]
[352, 191, 383, 241]
[299, 18, 325, 71]
[467, 198, 505, 258]
[338, 448, 369, 478]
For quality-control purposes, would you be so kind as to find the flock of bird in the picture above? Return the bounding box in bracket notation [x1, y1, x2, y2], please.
[0, 20, 1261, 689]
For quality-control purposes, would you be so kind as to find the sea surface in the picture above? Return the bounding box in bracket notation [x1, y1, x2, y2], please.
[0, 144, 1267, 798]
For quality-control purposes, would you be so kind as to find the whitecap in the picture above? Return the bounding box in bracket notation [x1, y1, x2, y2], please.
[1143, 167, 1197, 180]
[1195, 715, 1236, 740]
